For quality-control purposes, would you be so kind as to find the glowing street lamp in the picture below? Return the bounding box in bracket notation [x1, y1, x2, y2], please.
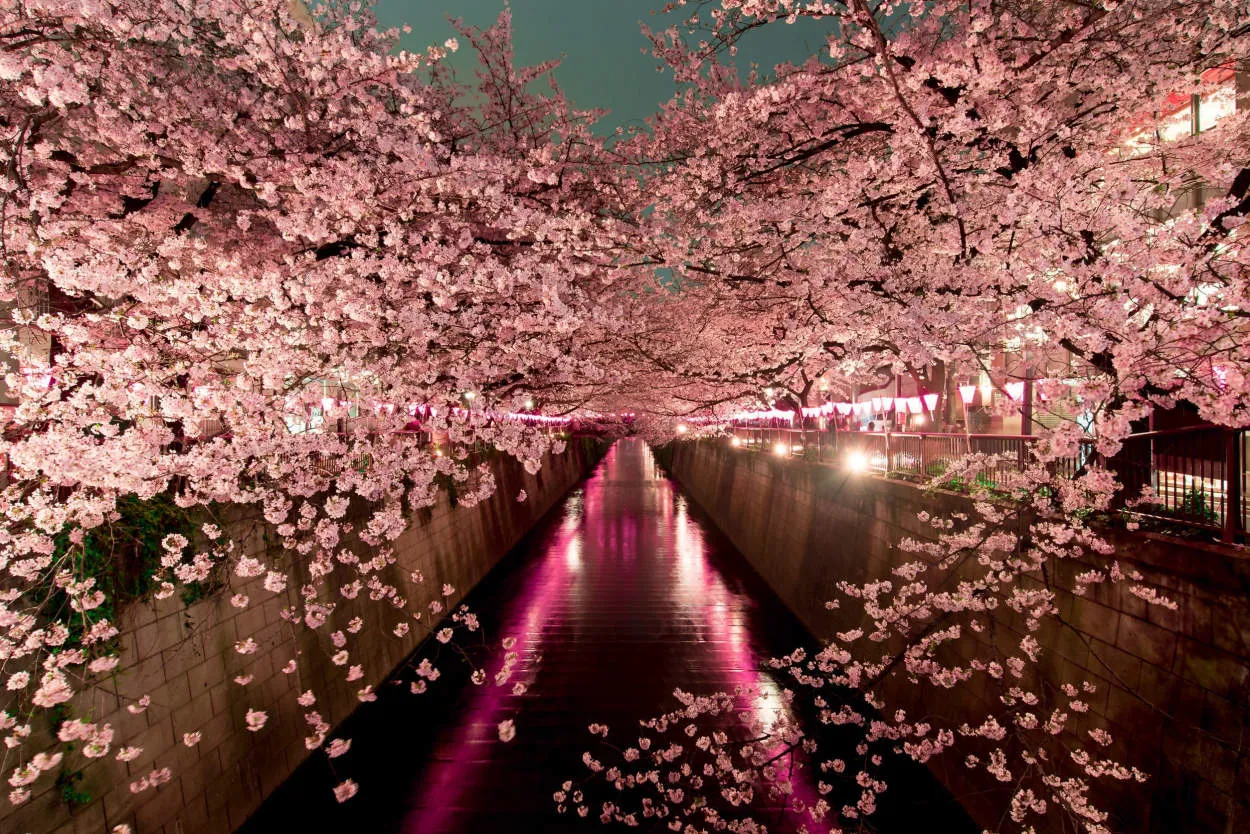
[846, 450, 869, 473]
[773, 441, 789, 456]
[958, 384, 977, 435]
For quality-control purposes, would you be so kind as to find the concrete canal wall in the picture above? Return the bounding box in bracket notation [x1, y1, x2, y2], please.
[658, 439, 1249, 834]
[2, 440, 603, 834]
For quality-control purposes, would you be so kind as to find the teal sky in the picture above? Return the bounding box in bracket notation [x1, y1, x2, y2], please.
[373, 1, 833, 134]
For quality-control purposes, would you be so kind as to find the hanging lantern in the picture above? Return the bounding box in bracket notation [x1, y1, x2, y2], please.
[907, 396, 923, 413]
[958, 385, 977, 405]
[1005, 381, 1025, 402]
[894, 399, 908, 413]
[979, 380, 993, 405]
[923, 393, 939, 412]
[836, 403, 853, 415]
[871, 398, 882, 412]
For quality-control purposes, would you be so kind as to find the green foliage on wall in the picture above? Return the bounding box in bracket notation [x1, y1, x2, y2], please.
[46, 493, 205, 643]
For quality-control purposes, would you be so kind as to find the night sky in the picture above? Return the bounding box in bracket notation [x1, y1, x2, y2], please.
[372, 0, 833, 134]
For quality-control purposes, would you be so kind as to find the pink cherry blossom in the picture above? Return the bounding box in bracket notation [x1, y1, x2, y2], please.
[333, 779, 359, 803]
[0, 1, 1241, 829]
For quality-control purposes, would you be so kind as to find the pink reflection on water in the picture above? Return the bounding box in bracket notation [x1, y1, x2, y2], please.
[670, 486, 824, 824]
[400, 439, 820, 832]
[399, 487, 585, 832]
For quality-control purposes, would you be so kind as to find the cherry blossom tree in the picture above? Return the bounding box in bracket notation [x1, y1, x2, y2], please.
[0, 0, 1246, 829]
[0, 0, 629, 812]
[565, 1, 1249, 832]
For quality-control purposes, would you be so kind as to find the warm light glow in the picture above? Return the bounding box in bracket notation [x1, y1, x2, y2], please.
[773, 442, 789, 456]
[25, 371, 54, 390]
[1213, 364, 1229, 391]
[525, 398, 534, 409]
[730, 436, 742, 447]
[846, 451, 869, 473]
[914, 414, 925, 426]
[677, 424, 688, 434]
[463, 391, 476, 401]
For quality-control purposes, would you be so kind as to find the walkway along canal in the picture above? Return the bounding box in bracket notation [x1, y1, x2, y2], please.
[242, 439, 973, 833]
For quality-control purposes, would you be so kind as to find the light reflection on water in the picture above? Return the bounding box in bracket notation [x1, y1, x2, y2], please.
[397, 439, 816, 831]
[244, 438, 968, 834]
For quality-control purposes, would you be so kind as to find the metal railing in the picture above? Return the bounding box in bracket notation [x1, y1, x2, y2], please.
[1106, 426, 1246, 540]
[727, 424, 1248, 542]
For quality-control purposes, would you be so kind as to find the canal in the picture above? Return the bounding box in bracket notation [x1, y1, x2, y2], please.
[242, 439, 972, 833]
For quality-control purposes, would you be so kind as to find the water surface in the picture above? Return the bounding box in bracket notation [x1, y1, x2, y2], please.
[244, 439, 971, 833]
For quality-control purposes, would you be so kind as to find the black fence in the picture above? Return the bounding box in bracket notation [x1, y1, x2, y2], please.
[728, 424, 1247, 543]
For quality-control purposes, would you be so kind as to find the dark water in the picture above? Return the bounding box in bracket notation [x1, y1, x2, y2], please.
[243, 439, 973, 833]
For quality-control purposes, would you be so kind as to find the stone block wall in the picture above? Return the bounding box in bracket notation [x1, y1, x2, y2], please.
[2, 440, 602, 834]
[660, 439, 1249, 834]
